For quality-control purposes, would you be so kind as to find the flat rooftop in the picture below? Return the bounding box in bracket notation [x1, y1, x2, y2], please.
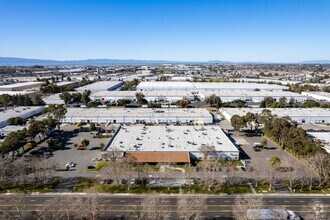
[55, 81, 76, 87]
[302, 92, 330, 98]
[0, 82, 44, 89]
[0, 91, 36, 96]
[64, 108, 212, 119]
[200, 91, 305, 98]
[0, 106, 44, 126]
[75, 81, 123, 91]
[137, 82, 288, 91]
[109, 125, 238, 153]
[220, 108, 330, 118]
[90, 90, 194, 98]
[307, 132, 330, 153]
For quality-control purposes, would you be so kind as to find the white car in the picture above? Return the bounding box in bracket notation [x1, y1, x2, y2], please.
[66, 162, 76, 168]
[92, 157, 100, 161]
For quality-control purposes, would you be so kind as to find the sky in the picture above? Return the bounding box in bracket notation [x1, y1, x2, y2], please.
[0, 0, 329, 62]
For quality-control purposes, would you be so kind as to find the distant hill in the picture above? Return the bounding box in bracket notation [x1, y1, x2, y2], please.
[0, 57, 207, 66]
[0, 57, 329, 66]
[301, 60, 330, 64]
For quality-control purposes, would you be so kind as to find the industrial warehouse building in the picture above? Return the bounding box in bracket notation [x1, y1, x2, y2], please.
[301, 92, 330, 102]
[0, 106, 44, 128]
[108, 125, 239, 162]
[307, 132, 330, 154]
[0, 82, 44, 91]
[137, 82, 287, 91]
[62, 108, 213, 124]
[90, 90, 195, 103]
[220, 108, 330, 124]
[75, 81, 124, 92]
[199, 91, 308, 103]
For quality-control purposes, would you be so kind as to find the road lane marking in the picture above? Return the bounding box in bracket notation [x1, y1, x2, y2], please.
[224, 200, 230, 202]
[30, 200, 36, 202]
[284, 201, 289, 203]
[269, 200, 274, 203]
[210, 200, 215, 203]
[299, 200, 305, 202]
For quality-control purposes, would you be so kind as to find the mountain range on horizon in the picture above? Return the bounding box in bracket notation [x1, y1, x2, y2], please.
[0, 57, 329, 66]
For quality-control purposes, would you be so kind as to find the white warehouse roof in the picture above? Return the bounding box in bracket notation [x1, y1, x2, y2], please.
[0, 82, 44, 91]
[137, 82, 287, 91]
[75, 81, 124, 92]
[307, 132, 330, 154]
[63, 108, 213, 124]
[301, 92, 330, 102]
[0, 106, 44, 128]
[90, 90, 195, 102]
[109, 125, 239, 159]
[199, 91, 307, 102]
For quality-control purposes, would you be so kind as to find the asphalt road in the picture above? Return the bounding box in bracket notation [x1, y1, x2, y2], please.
[0, 194, 329, 219]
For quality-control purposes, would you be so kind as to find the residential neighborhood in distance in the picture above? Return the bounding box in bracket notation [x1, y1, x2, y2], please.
[0, 0, 329, 219]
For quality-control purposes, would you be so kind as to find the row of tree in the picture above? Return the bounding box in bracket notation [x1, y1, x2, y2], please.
[0, 104, 67, 156]
[260, 96, 330, 108]
[59, 90, 91, 105]
[0, 94, 44, 108]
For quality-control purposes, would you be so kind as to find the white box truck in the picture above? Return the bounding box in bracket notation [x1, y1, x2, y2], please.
[247, 209, 301, 220]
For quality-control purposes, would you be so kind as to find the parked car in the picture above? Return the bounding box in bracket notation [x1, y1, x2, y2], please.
[92, 157, 100, 161]
[66, 162, 77, 168]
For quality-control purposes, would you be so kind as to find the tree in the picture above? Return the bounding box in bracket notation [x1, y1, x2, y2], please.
[81, 139, 90, 148]
[205, 94, 222, 108]
[303, 199, 327, 220]
[197, 159, 220, 191]
[81, 90, 91, 105]
[0, 195, 28, 220]
[307, 153, 330, 186]
[260, 96, 274, 107]
[89, 122, 96, 131]
[245, 112, 256, 131]
[102, 147, 122, 162]
[27, 120, 45, 141]
[46, 104, 67, 131]
[269, 156, 281, 168]
[176, 97, 190, 108]
[130, 195, 169, 220]
[7, 117, 27, 125]
[135, 92, 145, 105]
[279, 96, 287, 103]
[177, 196, 206, 220]
[59, 92, 72, 104]
[233, 195, 264, 220]
[0, 94, 11, 109]
[101, 160, 124, 185]
[231, 115, 246, 132]
[198, 145, 217, 159]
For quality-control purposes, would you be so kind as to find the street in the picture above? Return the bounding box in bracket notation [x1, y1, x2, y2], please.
[0, 194, 329, 219]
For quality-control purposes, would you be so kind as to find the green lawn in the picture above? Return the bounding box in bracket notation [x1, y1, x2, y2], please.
[0, 179, 61, 193]
[74, 178, 96, 192]
[85, 160, 109, 171]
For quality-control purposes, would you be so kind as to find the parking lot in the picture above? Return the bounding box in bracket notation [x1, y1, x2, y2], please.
[30, 124, 110, 177]
[229, 132, 317, 179]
